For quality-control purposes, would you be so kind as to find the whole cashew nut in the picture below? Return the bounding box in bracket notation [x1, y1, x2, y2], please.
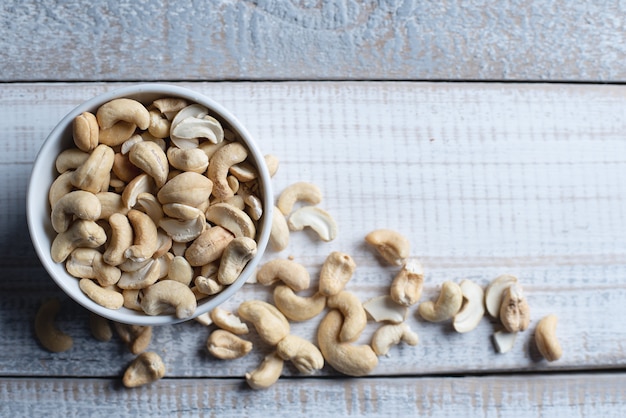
[418, 281, 463, 322]
[276, 182, 322, 215]
[273, 285, 326, 322]
[206, 329, 253, 360]
[51, 190, 102, 233]
[210, 307, 249, 335]
[276, 334, 324, 374]
[256, 259, 311, 291]
[34, 299, 73, 352]
[51, 219, 107, 263]
[317, 310, 378, 377]
[128, 140, 169, 188]
[319, 251, 356, 296]
[184, 226, 234, 266]
[245, 352, 284, 390]
[103, 212, 134, 266]
[269, 206, 290, 251]
[157, 171, 213, 207]
[217, 237, 257, 285]
[364, 229, 411, 266]
[327, 291, 367, 343]
[79, 279, 124, 310]
[534, 314, 562, 362]
[96, 98, 150, 131]
[207, 142, 248, 200]
[73, 111, 99, 152]
[125, 209, 159, 262]
[237, 300, 290, 346]
[71, 144, 115, 193]
[122, 351, 166, 388]
[140, 279, 197, 319]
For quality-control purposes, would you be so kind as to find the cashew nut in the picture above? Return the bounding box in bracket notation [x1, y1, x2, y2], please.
[79, 279, 124, 309]
[210, 307, 249, 335]
[167, 255, 194, 286]
[493, 330, 517, 353]
[534, 314, 562, 362]
[117, 259, 161, 290]
[99, 120, 137, 147]
[114, 322, 153, 354]
[55, 148, 89, 173]
[122, 173, 156, 210]
[51, 219, 107, 263]
[276, 334, 324, 374]
[269, 206, 290, 251]
[89, 313, 112, 342]
[205, 202, 256, 239]
[49, 171, 75, 208]
[162, 203, 205, 221]
[184, 226, 234, 266]
[166, 146, 209, 173]
[245, 352, 284, 390]
[256, 259, 310, 291]
[148, 109, 171, 138]
[51, 190, 102, 233]
[122, 351, 166, 388]
[159, 214, 206, 243]
[128, 140, 169, 188]
[317, 310, 378, 377]
[287, 206, 337, 242]
[319, 251, 356, 296]
[207, 142, 248, 200]
[453, 279, 485, 333]
[125, 209, 159, 262]
[237, 300, 290, 346]
[363, 295, 408, 324]
[69, 144, 113, 193]
[418, 281, 463, 322]
[327, 291, 367, 343]
[207, 329, 253, 360]
[171, 105, 224, 148]
[157, 171, 213, 207]
[370, 323, 419, 356]
[34, 299, 73, 352]
[243, 194, 263, 221]
[264, 154, 279, 178]
[389, 258, 424, 307]
[96, 192, 129, 220]
[140, 279, 197, 318]
[484, 274, 519, 318]
[217, 237, 257, 285]
[73, 111, 99, 152]
[194, 275, 224, 296]
[136, 192, 164, 224]
[499, 283, 530, 333]
[102, 212, 133, 266]
[364, 229, 410, 266]
[276, 182, 322, 215]
[96, 98, 150, 130]
[273, 285, 326, 322]
[123, 289, 142, 311]
[152, 97, 189, 120]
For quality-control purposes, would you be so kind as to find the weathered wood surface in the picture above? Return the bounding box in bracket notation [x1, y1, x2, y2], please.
[1, 82, 626, 414]
[1, 1, 626, 82]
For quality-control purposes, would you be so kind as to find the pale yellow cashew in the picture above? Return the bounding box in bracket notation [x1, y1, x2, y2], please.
[210, 307, 249, 335]
[269, 206, 290, 251]
[370, 323, 419, 356]
[122, 351, 166, 388]
[205, 203, 256, 239]
[103, 212, 134, 266]
[73, 111, 99, 152]
[256, 259, 311, 291]
[238, 300, 290, 346]
[49, 171, 75, 208]
[51, 220, 107, 263]
[117, 259, 160, 290]
[166, 146, 209, 173]
[534, 314, 563, 362]
[276, 334, 324, 374]
[99, 120, 137, 147]
[207, 142, 248, 200]
[125, 209, 159, 262]
[71, 144, 115, 193]
[114, 322, 153, 355]
[245, 352, 284, 390]
[273, 285, 326, 322]
[276, 182, 322, 215]
[364, 229, 411, 266]
[499, 283, 530, 333]
[96, 191, 129, 220]
[207, 329, 253, 360]
[418, 281, 463, 322]
[217, 237, 257, 285]
[140, 280, 197, 318]
[79, 279, 124, 310]
[287, 206, 337, 242]
[157, 171, 213, 207]
[389, 259, 424, 307]
[96, 98, 150, 130]
[327, 291, 367, 343]
[185, 226, 234, 266]
[453, 279, 485, 333]
[55, 148, 89, 173]
[128, 140, 169, 188]
[319, 251, 356, 296]
[51, 190, 102, 233]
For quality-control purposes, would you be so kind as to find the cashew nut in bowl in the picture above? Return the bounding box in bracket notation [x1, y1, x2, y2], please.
[55, 148, 89, 173]
[217, 237, 257, 285]
[96, 98, 150, 131]
[417, 281, 463, 322]
[73, 111, 99, 152]
[79, 279, 124, 310]
[125, 209, 159, 262]
[128, 140, 169, 188]
[50, 190, 102, 233]
[140, 280, 197, 319]
[51, 219, 107, 263]
[156, 171, 213, 207]
[103, 212, 133, 266]
[534, 314, 563, 361]
[364, 229, 410, 266]
[185, 226, 234, 266]
[49, 171, 75, 208]
[71, 144, 115, 193]
[207, 142, 248, 200]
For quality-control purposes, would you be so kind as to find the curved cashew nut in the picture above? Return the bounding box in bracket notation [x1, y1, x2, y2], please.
[418, 281, 463, 322]
[185, 226, 234, 266]
[217, 237, 257, 285]
[210, 307, 249, 335]
[243, 194, 263, 221]
[327, 291, 367, 343]
[319, 251, 356, 296]
[71, 144, 115, 193]
[140, 280, 197, 319]
[159, 214, 205, 243]
[166, 146, 209, 173]
[102, 212, 133, 266]
[114, 322, 153, 354]
[288, 206, 337, 242]
[49, 171, 75, 208]
[67, 248, 121, 286]
[256, 259, 310, 291]
[96, 191, 129, 220]
[390, 259, 424, 307]
[207, 329, 253, 360]
[363, 295, 408, 324]
[207, 142, 248, 200]
[152, 97, 189, 120]
[245, 352, 284, 390]
[453, 279, 485, 333]
[73, 111, 99, 152]
[157, 171, 213, 207]
[167, 255, 194, 286]
[370, 323, 419, 357]
[51, 220, 107, 263]
[273, 285, 326, 322]
[194, 275, 224, 296]
[99, 120, 137, 147]
[364, 229, 411, 266]
[276, 182, 322, 215]
[51, 190, 102, 233]
[162, 203, 205, 221]
[205, 202, 256, 239]
[79, 279, 124, 309]
[237, 300, 290, 346]
[55, 148, 89, 173]
[96, 98, 150, 130]
[125, 209, 159, 262]
[122, 351, 166, 388]
[35, 299, 73, 352]
[317, 310, 378, 377]
[148, 109, 171, 138]
[484, 274, 519, 318]
[276, 334, 324, 375]
[122, 173, 156, 210]
[136, 192, 164, 224]
[500, 283, 530, 333]
[535, 314, 562, 361]
[117, 259, 161, 290]
[128, 140, 169, 188]
[269, 206, 290, 251]
[170, 104, 223, 148]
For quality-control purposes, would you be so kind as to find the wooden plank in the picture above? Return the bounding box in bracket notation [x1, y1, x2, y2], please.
[2, 82, 626, 380]
[2, 374, 626, 417]
[1, 2, 626, 82]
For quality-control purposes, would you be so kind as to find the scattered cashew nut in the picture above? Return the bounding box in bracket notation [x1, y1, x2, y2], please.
[364, 229, 410, 266]
[370, 323, 419, 356]
[534, 314, 562, 361]
[417, 281, 463, 322]
[287, 206, 337, 242]
[34, 299, 73, 353]
[207, 329, 253, 360]
[453, 279, 485, 333]
[238, 300, 290, 346]
[122, 351, 166, 388]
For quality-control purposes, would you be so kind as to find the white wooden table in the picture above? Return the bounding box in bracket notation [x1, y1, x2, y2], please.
[2, 2, 626, 417]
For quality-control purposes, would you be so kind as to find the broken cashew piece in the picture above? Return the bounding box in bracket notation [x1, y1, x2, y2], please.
[319, 251, 356, 296]
[418, 281, 463, 322]
[96, 98, 150, 131]
[238, 300, 290, 346]
[363, 295, 408, 324]
[484, 274, 518, 318]
[246, 352, 284, 390]
[34, 299, 73, 352]
[327, 291, 367, 343]
[364, 229, 410, 266]
[205, 202, 256, 239]
[122, 351, 166, 388]
[276, 335, 324, 374]
[534, 314, 562, 361]
[276, 182, 322, 215]
[210, 307, 249, 335]
[499, 283, 530, 333]
[273, 285, 326, 322]
[207, 329, 253, 360]
[317, 310, 378, 377]
[288, 206, 337, 242]
[453, 279, 486, 333]
[390, 259, 424, 307]
[256, 258, 311, 291]
[493, 330, 517, 354]
[269, 206, 290, 251]
[140, 280, 197, 319]
[370, 323, 419, 357]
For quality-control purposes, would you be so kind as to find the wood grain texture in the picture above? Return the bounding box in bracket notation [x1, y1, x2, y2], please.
[2, 82, 626, 383]
[1, 1, 625, 82]
[2, 374, 626, 417]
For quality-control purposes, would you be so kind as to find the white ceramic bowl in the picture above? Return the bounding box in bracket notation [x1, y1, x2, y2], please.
[27, 84, 273, 326]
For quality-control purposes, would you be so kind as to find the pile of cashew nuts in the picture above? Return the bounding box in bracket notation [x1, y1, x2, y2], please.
[37, 107, 563, 387]
[48, 97, 274, 320]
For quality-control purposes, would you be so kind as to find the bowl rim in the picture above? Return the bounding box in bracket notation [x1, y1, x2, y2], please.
[26, 83, 273, 326]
